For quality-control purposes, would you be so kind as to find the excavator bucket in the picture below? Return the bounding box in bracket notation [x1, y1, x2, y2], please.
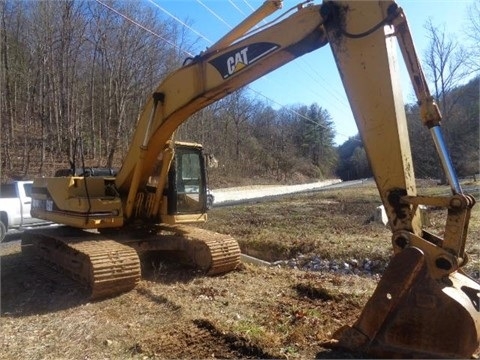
[330, 247, 480, 358]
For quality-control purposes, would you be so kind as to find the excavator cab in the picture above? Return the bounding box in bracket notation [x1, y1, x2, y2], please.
[166, 144, 208, 216]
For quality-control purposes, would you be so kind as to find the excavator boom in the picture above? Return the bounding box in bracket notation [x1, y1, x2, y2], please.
[114, 1, 330, 217]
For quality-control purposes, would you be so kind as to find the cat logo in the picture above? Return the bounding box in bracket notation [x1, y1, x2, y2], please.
[209, 42, 279, 79]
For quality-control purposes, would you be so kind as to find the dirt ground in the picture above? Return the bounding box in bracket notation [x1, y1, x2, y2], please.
[1, 181, 479, 359]
[1, 238, 375, 359]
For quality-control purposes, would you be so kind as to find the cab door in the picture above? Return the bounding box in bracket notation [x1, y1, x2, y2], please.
[167, 145, 207, 215]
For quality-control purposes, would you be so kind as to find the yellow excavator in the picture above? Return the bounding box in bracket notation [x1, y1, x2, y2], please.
[23, 0, 479, 358]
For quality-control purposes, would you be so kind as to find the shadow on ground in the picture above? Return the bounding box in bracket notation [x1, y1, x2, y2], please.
[1, 251, 90, 316]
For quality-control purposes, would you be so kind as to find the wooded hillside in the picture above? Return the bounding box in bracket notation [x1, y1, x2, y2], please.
[1, 0, 478, 185]
[337, 77, 479, 181]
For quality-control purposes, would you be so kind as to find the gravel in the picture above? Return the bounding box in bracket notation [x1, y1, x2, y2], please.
[272, 254, 388, 277]
[211, 179, 342, 206]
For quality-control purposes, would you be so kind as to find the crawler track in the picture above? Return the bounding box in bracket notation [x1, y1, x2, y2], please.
[22, 228, 141, 300]
[119, 225, 241, 276]
[21, 225, 240, 300]
[175, 225, 241, 275]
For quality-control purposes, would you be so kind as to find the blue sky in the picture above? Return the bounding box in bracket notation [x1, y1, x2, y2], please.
[146, 0, 475, 145]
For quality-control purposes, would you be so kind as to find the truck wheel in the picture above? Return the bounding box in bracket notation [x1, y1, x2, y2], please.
[0, 221, 6, 243]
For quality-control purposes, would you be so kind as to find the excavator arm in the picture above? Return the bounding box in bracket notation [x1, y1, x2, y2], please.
[320, 1, 479, 357]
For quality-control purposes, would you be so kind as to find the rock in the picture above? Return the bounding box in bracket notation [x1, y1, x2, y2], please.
[374, 205, 389, 226]
[104, 339, 113, 347]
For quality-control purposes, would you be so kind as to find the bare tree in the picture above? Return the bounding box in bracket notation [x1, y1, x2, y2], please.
[415, 20, 479, 181]
[423, 19, 469, 118]
[465, 0, 480, 74]
[86, 1, 184, 167]
[0, 0, 15, 175]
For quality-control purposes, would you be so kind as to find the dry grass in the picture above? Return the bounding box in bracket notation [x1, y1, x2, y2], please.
[201, 180, 479, 276]
[1, 179, 479, 359]
[203, 186, 391, 261]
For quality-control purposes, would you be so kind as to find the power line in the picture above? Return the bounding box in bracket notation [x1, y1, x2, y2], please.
[195, 0, 234, 29]
[219, 0, 357, 141]
[248, 87, 335, 131]
[241, 0, 256, 12]
[228, 0, 247, 16]
[300, 58, 350, 108]
[95, 0, 192, 56]
[145, 0, 213, 45]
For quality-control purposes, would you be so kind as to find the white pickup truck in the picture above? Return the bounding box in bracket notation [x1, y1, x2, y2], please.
[0, 181, 51, 241]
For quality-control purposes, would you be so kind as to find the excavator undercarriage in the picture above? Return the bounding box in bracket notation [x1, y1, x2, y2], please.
[22, 225, 240, 300]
